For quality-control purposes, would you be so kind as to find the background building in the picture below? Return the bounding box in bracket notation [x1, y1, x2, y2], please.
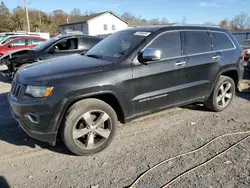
[60, 11, 128, 36]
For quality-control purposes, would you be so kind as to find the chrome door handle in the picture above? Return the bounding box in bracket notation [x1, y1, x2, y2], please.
[175, 61, 186, 66]
[213, 55, 221, 60]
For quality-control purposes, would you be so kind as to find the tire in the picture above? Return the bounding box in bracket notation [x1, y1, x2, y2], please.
[61, 98, 117, 156]
[204, 75, 235, 112]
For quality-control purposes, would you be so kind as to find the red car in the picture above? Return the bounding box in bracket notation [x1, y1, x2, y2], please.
[0, 36, 46, 56]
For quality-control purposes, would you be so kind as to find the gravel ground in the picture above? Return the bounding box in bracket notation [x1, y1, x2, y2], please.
[0, 65, 250, 188]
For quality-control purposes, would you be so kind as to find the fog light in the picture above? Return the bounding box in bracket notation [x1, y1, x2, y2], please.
[26, 113, 39, 124]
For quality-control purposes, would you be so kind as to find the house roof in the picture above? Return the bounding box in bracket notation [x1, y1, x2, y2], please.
[60, 11, 128, 26]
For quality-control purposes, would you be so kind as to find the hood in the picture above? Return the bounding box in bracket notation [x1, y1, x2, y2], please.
[17, 54, 113, 84]
[1, 48, 34, 59]
[0, 49, 36, 65]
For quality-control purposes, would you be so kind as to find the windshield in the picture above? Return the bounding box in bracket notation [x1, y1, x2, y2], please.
[33, 37, 58, 51]
[85, 30, 150, 59]
[2, 37, 17, 44]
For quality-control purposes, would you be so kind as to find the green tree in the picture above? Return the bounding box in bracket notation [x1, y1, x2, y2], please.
[12, 6, 25, 31]
[0, 0, 14, 32]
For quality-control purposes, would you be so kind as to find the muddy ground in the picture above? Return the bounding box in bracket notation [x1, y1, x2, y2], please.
[0, 65, 250, 188]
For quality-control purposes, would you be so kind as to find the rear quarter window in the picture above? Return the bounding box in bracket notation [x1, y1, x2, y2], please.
[185, 31, 212, 55]
[82, 38, 101, 49]
[211, 32, 235, 50]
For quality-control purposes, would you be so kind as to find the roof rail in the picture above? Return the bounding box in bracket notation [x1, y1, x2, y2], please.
[173, 24, 221, 28]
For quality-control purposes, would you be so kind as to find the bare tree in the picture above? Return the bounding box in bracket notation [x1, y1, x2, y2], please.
[181, 16, 187, 24]
[70, 8, 81, 21]
[161, 17, 169, 24]
[121, 12, 135, 23]
[230, 12, 249, 31]
[203, 22, 216, 26]
[219, 19, 229, 28]
[150, 18, 160, 25]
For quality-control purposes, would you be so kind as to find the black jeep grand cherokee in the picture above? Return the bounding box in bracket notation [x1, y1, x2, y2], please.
[9, 26, 244, 155]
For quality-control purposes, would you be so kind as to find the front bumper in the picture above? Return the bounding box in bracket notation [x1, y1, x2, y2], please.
[8, 94, 58, 146]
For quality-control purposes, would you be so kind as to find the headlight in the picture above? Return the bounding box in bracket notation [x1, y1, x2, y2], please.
[25, 86, 54, 98]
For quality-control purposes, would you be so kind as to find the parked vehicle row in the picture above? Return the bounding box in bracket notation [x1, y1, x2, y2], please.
[8, 25, 244, 156]
[0, 36, 46, 57]
[0, 34, 102, 78]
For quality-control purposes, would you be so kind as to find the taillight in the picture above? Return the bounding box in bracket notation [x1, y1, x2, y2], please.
[242, 51, 246, 59]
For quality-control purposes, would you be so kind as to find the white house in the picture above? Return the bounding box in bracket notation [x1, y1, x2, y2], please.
[60, 12, 128, 36]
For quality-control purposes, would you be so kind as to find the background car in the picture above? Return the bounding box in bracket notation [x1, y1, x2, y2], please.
[0, 34, 102, 78]
[0, 35, 39, 45]
[0, 36, 46, 57]
[241, 39, 250, 61]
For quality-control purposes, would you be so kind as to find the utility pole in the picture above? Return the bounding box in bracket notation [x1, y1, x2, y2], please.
[24, 0, 30, 33]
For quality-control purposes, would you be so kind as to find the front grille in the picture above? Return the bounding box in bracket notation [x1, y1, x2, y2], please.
[11, 81, 23, 99]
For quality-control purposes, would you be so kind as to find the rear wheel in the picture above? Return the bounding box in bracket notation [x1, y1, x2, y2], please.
[205, 76, 235, 112]
[61, 98, 117, 156]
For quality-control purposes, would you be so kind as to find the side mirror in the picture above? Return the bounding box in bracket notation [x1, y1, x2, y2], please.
[139, 48, 161, 63]
[8, 44, 13, 48]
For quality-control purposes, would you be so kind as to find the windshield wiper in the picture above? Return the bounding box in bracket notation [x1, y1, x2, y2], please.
[86, 54, 104, 59]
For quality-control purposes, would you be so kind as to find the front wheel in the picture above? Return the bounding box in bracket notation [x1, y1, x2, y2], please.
[61, 98, 117, 156]
[204, 76, 235, 112]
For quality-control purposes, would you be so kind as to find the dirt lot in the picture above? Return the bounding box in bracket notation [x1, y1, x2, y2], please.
[0, 65, 250, 188]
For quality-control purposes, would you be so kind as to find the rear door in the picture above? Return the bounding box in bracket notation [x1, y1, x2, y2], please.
[184, 30, 220, 101]
[210, 31, 237, 67]
[3, 38, 29, 54]
[133, 31, 187, 114]
[29, 38, 45, 48]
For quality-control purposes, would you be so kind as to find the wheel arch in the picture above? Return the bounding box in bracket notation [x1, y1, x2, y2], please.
[55, 91, 126, 135]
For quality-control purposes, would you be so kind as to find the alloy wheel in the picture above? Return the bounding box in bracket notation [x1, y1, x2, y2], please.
[216, 82, 233, 108]
[72, 110, 112, 149]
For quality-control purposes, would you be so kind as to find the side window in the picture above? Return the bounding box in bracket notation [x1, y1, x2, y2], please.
[211, 32, 234, 50]
[104, 24, 108, 31]
[185, 31, 212, 55]
[53, 38, 78, 51]
[82, 38, 101, 49]
[112, 25, 115, 31]
[11, 39, 28, 47]
[31, 39, 43, 46]
[147, 32, 181, 59]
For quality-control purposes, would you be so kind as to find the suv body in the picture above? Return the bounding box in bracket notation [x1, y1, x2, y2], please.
[9, 26, 244, 155]
[0, 34, 102, 78]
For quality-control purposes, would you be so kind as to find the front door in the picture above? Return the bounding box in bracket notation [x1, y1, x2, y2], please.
[132, 31, 188, 114]
[42, 38, 81, 60]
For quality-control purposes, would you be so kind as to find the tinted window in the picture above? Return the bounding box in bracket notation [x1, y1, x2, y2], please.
[185, 31, 212, 54]
[148, 32, 181, 59]
[31, 39, 44, 46]
[53, 38, 78, 51]
[104, 24, 107, 31]
[212, 32, 234, 50]
[83, 38, 101, 49]
[11, 39, 28, 47]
